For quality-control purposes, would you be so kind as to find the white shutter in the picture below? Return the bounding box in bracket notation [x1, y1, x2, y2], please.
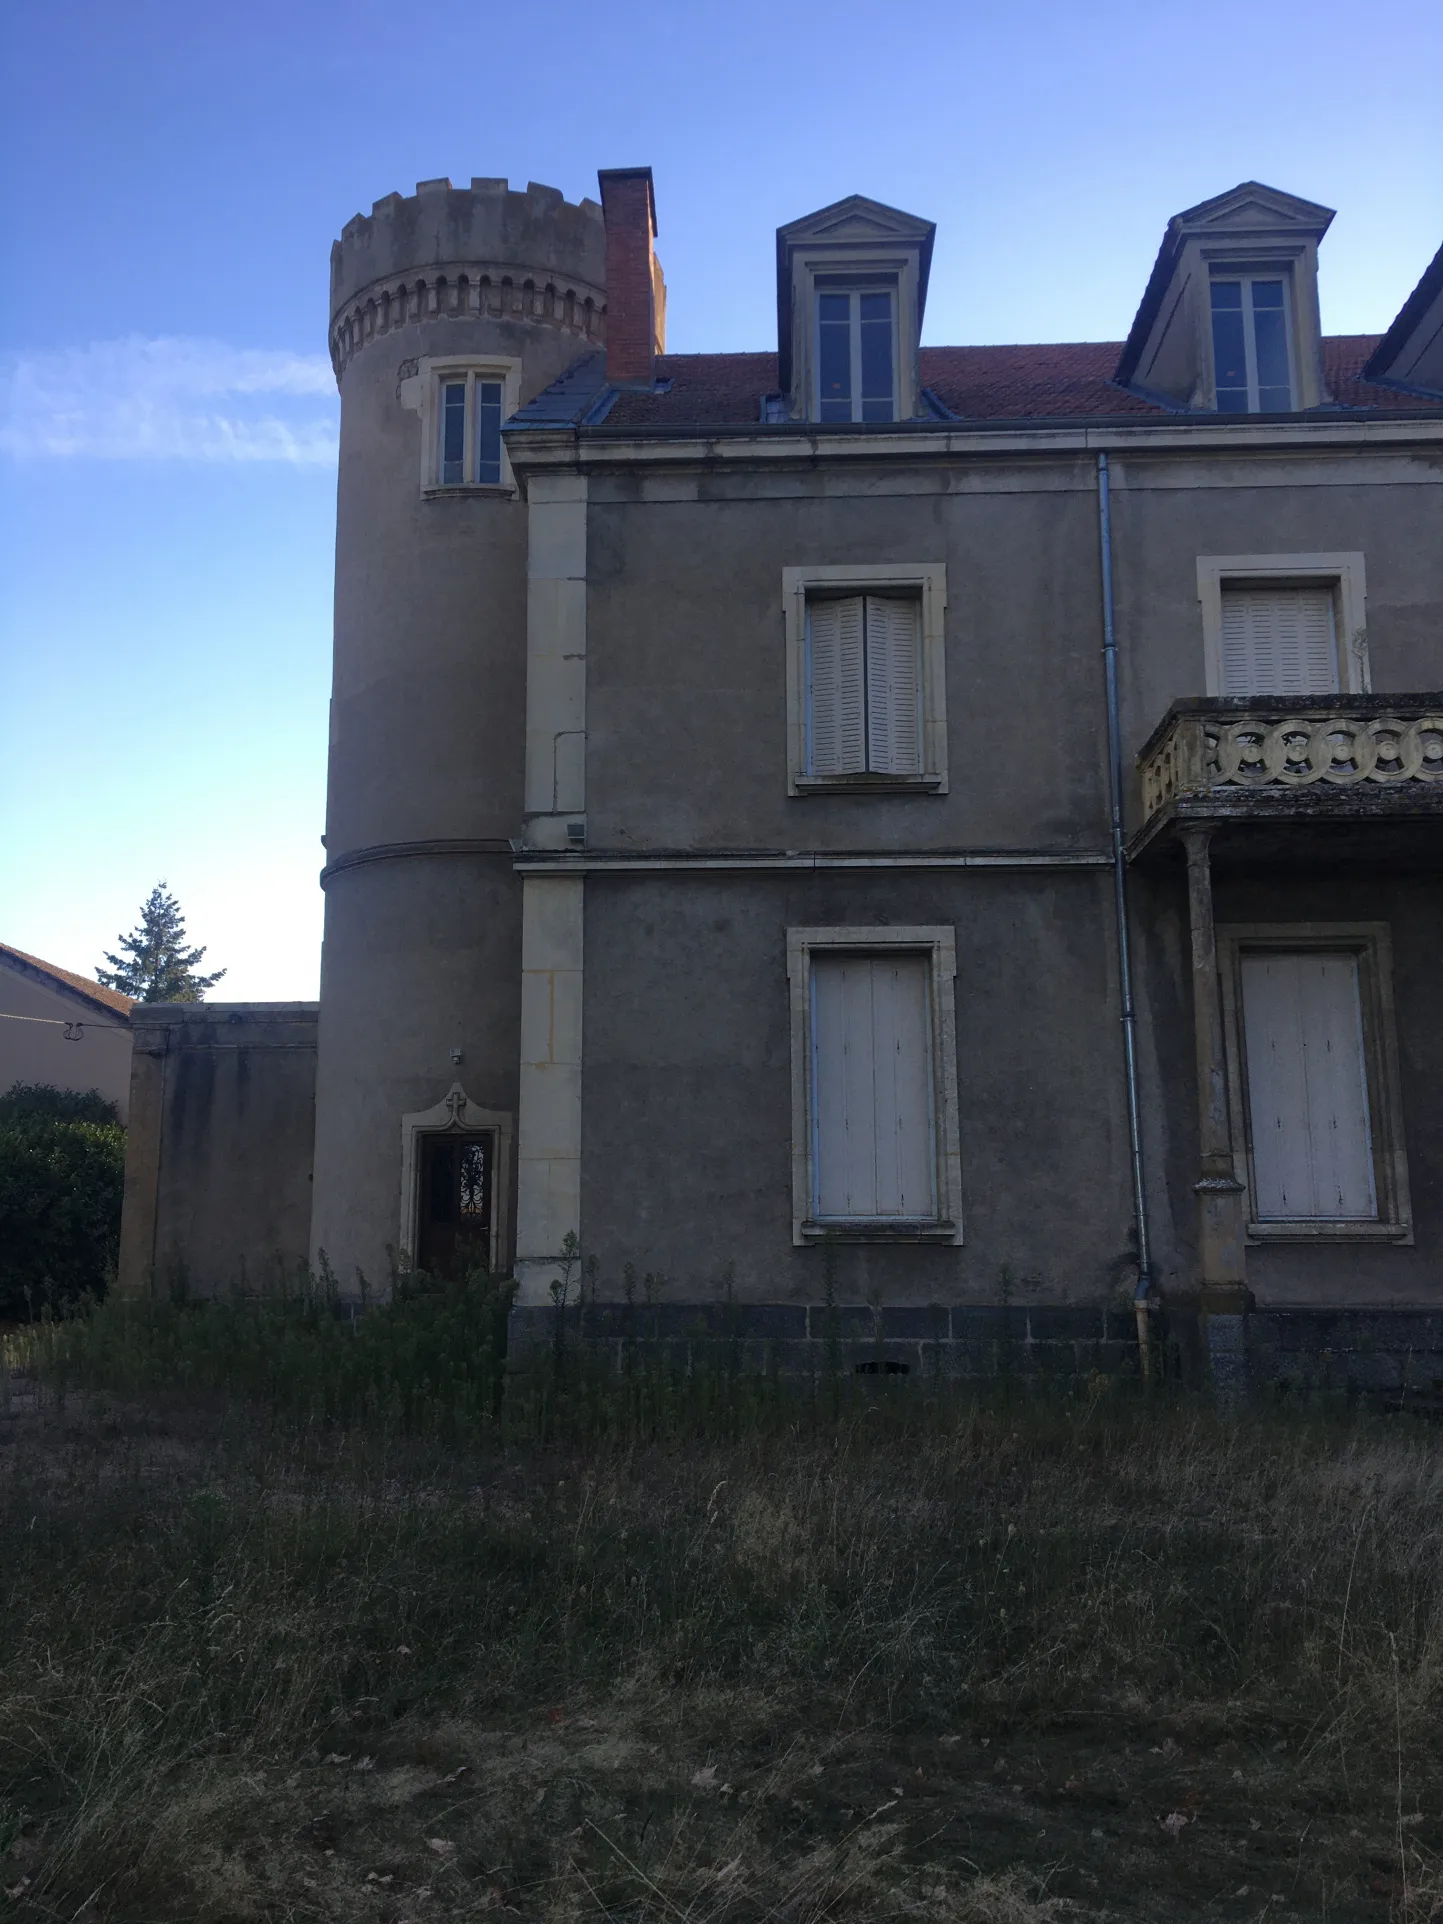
[807, 597, 866, 774]
[1219, 586, 1338, 697]
[812, 954, 935, 1219]
[865, 596, 923, 774]
[1241, 951, 1376, 1220]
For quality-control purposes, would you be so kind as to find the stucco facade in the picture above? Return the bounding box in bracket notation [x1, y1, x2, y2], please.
[120, 169, 1443, 1386]
[0, 946, 134, 1118]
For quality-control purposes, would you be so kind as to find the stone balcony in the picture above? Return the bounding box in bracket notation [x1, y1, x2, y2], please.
[1133, 695, 1443, 860]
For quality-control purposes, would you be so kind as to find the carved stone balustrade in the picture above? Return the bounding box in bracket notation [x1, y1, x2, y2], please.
[1134, 695, 1443, 858]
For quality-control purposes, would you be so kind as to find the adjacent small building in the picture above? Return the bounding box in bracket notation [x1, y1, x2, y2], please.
[0, 944, 134, 1118]
[120, 171, 1443, 1387]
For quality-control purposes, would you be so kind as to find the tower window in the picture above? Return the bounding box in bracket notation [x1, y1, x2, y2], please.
[816, 287, 896, 423]
[437, 373, 507, 486]
[1210, 277, 1293, 413]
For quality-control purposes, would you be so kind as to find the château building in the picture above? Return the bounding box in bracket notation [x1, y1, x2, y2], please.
[119, 169, 1443, 1386]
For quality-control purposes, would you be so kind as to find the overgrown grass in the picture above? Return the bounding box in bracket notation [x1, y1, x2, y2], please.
[3, 1291, 1442, 1920]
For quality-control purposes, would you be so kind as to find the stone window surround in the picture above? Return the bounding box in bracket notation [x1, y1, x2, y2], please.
[399, 353, 522, 497]
[786, 924, 964, 1248]
[1216, 922, 1413, 1244]
[398, 1083, 514, 1275]
[1197, 552, 1368, 697]
[782, 563, 948, 796]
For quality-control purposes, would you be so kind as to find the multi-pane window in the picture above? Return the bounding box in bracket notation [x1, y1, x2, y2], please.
[438, 374, 505, 486]
[1239, 952, 1376, 1221]
[816, 286, 896, 422]
[1219, 583, 1339, 696]
[1210, 277, 1293, 412]
[805, 594, 921, 777]
[810, 952, 936, 1222]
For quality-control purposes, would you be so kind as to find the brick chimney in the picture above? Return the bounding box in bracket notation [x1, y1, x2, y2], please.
[598, 167, 665, 388]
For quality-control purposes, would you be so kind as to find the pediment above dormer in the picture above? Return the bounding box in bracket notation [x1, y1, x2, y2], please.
[778, 194, 937, 249]
[1175, 180, 1336, 237]
[776, 195, 937, 420]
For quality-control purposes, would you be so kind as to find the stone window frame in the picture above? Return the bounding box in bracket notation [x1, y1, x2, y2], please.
[782, 562, 948, 796]
[399, 353, 522, 498]
[1216, 923, 1413, 1244]
[1197, 552, 1369, 697]
[786, 925, 963, 1247]
[399, 1082, 514, 1274]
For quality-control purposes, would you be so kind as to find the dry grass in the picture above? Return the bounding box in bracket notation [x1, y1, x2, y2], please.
[2, 1376, 1442, 1922]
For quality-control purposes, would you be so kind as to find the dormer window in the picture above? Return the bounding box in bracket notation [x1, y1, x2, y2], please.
[1210, 276, 1293, 412]
[1114, 183, 1333, 414]
[774, 195, 935, 424]
[817, 283, 896, 422]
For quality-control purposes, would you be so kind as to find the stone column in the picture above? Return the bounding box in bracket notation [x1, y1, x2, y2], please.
[1181, 827, 1250, 1387]
[513, 873, 584, 1308]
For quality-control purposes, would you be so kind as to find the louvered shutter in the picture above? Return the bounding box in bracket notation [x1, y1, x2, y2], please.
[1241, 951, 1377, 1220]
[1219, 586, 1338, 697]
[812, 954, 935, 1219]
[807, 597, 866, 774]
[865, 596, 923, 774]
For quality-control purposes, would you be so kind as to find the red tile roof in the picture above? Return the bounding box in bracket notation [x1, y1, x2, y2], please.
[595, 336, 1443, 429]
[0, 944, 135, 1018]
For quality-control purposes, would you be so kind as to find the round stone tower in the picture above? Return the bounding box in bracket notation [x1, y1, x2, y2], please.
[311, 177, 606, 1290]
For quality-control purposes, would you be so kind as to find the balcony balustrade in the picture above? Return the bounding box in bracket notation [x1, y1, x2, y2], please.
[1138, 696, 1443, 841]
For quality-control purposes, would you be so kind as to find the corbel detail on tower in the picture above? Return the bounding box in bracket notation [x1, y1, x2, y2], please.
[329, 270, 607, 381]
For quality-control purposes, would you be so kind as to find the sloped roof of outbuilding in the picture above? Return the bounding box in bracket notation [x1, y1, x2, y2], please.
[0, 944, 135, 1019]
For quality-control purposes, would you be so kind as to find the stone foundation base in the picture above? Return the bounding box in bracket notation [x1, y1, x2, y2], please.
[507, 1301, 1142, 1380]
[506, 1301, 1443, 1399]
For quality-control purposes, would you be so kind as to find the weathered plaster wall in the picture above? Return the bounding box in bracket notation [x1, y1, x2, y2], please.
[582, 445, 1443, 857]
[118, 1005, 317, 1298]
[585, 461, 1111, 854]
[1107, 447, 1443, 826]
[568, 438, 1443, 1314]
[311, 857, 520, 1289]
[0, 966, 132, 1118]
[313, 181, 605, 1289]
[578, 869, 1136, 1305]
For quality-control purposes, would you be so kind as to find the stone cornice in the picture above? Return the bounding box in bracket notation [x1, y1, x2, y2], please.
[502, 413, 1443, 478]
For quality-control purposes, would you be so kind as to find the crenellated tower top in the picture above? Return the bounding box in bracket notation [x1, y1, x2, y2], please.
[328, 177, 608, 382]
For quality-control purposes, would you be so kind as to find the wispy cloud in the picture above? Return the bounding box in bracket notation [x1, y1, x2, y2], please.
[0, 336, 339, 463]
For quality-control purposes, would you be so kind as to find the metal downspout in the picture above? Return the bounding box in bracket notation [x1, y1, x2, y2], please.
[1096, 451, 1156, 1378]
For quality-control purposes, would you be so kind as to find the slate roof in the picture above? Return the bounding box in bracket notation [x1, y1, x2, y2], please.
[0, 944, 135, 1019]
[511, 336, 1443, 434]
[1364, 241, 1443, 392]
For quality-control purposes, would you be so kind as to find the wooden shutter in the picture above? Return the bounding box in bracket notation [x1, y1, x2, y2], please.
[1219, 586, 1338, 697]
[865, 596, 923, 774]
[812, 954, 935, 1219]
[807, 597, 866, 774]
[1241, 951, 1377, 1220]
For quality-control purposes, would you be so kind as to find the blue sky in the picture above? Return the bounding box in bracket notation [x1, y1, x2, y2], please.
[2, 0, 1440, 998]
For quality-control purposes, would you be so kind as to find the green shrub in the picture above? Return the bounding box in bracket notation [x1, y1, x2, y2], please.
[0, 1082, 120, 1127]
[18, 1266, 517, 1440]
[0, 1083, 125, 1320]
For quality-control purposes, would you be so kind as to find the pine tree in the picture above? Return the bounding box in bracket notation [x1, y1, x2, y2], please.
[97, 883, 226, 1003]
